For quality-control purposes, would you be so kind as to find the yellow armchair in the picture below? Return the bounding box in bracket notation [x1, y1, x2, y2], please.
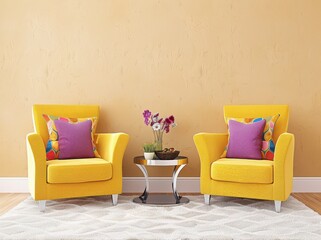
[27, 105, 129, 211]
[194, 105, 295, 212]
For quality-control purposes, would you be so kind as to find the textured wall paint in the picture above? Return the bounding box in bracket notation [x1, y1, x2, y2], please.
[0, 0, 320, 177]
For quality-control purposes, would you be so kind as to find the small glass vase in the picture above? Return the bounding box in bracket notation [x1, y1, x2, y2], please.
[153, 130, 163, 151]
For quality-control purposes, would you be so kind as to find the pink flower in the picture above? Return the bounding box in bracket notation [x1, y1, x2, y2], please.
[168, 115, 175, 123]
[142, 110, 176, 134]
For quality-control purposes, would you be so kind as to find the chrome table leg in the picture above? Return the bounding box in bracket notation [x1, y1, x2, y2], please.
[136, 164, 149, 203]
[172, 164, 186, 203]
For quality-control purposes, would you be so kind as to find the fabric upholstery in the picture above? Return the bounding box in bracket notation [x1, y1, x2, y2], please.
[55, 120, 95, 159]
[226, 119, 266, 159]
[222, 114, 280, 160]
[43, 114, 99, 160]
[47, 158, 112, 184]
[193, 105, 295, 202]
[223, 105, 288, 142]
[27, 105, 129, 201]
[211, 158, 273, 184]
[33, 105, 100, 144]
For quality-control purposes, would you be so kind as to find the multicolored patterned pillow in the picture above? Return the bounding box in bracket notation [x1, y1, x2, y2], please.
[43, 114, 100, 160]
[221, 114, 280, 160]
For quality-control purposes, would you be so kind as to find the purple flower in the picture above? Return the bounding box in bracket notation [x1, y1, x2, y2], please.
[143, 110, 151, 125]
[142, 110, 176, 133]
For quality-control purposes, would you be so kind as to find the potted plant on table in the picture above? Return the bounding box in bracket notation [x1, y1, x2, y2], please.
[143, 143, 156, 160]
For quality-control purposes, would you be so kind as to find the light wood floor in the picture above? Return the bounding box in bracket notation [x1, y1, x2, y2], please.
[0, 193, 320, 216]
[0, 193, 29, 215]
[292, 193, 321, 214]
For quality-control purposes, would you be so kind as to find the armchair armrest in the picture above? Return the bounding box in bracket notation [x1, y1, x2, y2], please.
[26, 133, 47, 200]
[273, 132, 295, 200]
[95, 133, 129, 178]
[193, 133, 228, 181]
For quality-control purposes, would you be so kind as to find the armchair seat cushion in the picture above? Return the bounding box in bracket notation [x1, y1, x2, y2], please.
[211, 158, 273, 184]
[47, 158, 112, 184]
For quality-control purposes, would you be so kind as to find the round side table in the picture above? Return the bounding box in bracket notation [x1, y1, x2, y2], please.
[133, 156, 189, 205]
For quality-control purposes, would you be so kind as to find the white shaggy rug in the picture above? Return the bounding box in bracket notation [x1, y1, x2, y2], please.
[0, 195, 320, 240]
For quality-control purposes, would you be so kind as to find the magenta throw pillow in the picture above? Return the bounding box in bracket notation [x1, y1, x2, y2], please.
[54, 119, 95, 159]
[226, 119, 266, 159]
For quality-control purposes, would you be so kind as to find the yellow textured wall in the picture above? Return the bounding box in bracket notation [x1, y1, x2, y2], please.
[0, 0, 320, 177]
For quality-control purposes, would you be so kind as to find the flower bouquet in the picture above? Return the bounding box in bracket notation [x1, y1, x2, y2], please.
[142, 110, 177, 151]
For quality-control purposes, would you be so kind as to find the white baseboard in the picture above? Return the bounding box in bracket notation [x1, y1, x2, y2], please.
[0, 177, 29, 193]
[0, 177, 320, 193]
[123, 177, 321, 193]
[292, 177, 321, 192]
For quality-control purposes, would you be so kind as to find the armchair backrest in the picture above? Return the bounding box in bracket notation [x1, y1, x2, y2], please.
[224, 105, 289, 142]
[32, 104, 100, 144]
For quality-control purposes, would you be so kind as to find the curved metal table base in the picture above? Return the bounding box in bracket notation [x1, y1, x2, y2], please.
[172, 165, 185, 203]
[133, 157, 189, 206]
[133, 195, 189, 206]
[136, 164, 149, 203]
